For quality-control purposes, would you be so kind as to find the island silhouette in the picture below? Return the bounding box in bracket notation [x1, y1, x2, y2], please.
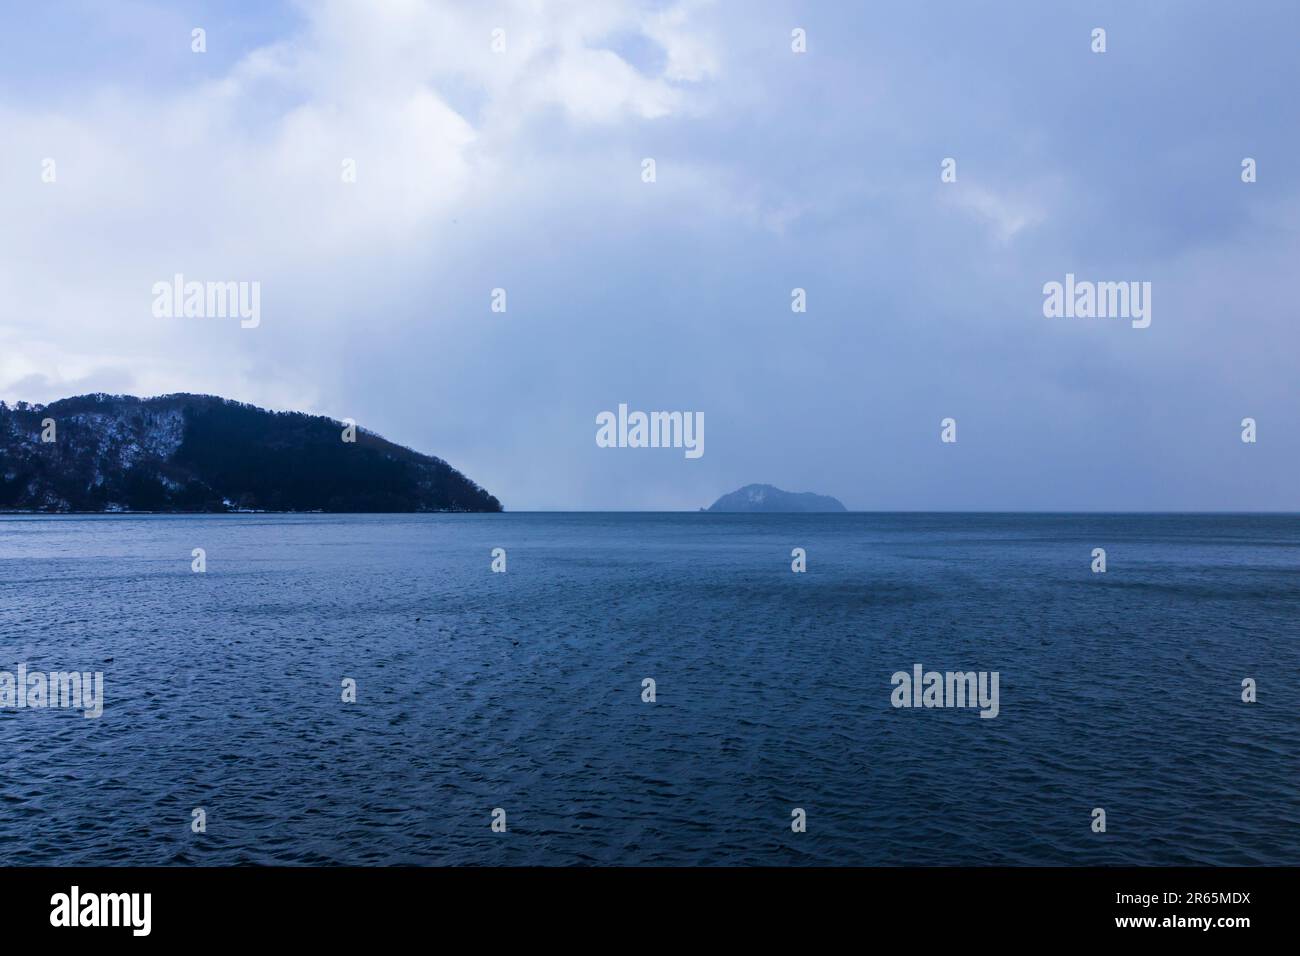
[705, 483, 846, 513]
[0, 393, 501, 513]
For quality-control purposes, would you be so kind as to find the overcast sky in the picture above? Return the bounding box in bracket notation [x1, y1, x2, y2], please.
[1, 1, 1297, 510]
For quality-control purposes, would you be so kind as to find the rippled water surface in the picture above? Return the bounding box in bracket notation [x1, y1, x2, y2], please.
[0, 513, 1296, 865]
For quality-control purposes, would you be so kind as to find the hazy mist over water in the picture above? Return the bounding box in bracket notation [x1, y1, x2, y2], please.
[2, 512, 1296, 865]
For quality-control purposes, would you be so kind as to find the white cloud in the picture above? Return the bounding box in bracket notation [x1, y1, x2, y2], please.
[943, 183, 1046, 242]
[0, 0, 721, 408]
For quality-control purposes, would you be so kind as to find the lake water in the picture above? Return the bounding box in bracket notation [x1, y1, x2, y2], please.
[0, 513, 1296, 865]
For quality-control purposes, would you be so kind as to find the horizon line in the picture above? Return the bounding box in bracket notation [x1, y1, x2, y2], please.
[4, 509, 1299, 517]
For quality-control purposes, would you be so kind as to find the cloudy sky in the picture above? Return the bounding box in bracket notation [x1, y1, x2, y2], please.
[1, 0, 1297, 510]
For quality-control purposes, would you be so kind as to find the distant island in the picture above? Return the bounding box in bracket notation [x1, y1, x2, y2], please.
[0, 393, 501, 513]
[705, 483, 846, 513]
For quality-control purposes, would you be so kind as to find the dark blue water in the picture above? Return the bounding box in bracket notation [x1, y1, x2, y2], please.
[0, 513, 1296, 865]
